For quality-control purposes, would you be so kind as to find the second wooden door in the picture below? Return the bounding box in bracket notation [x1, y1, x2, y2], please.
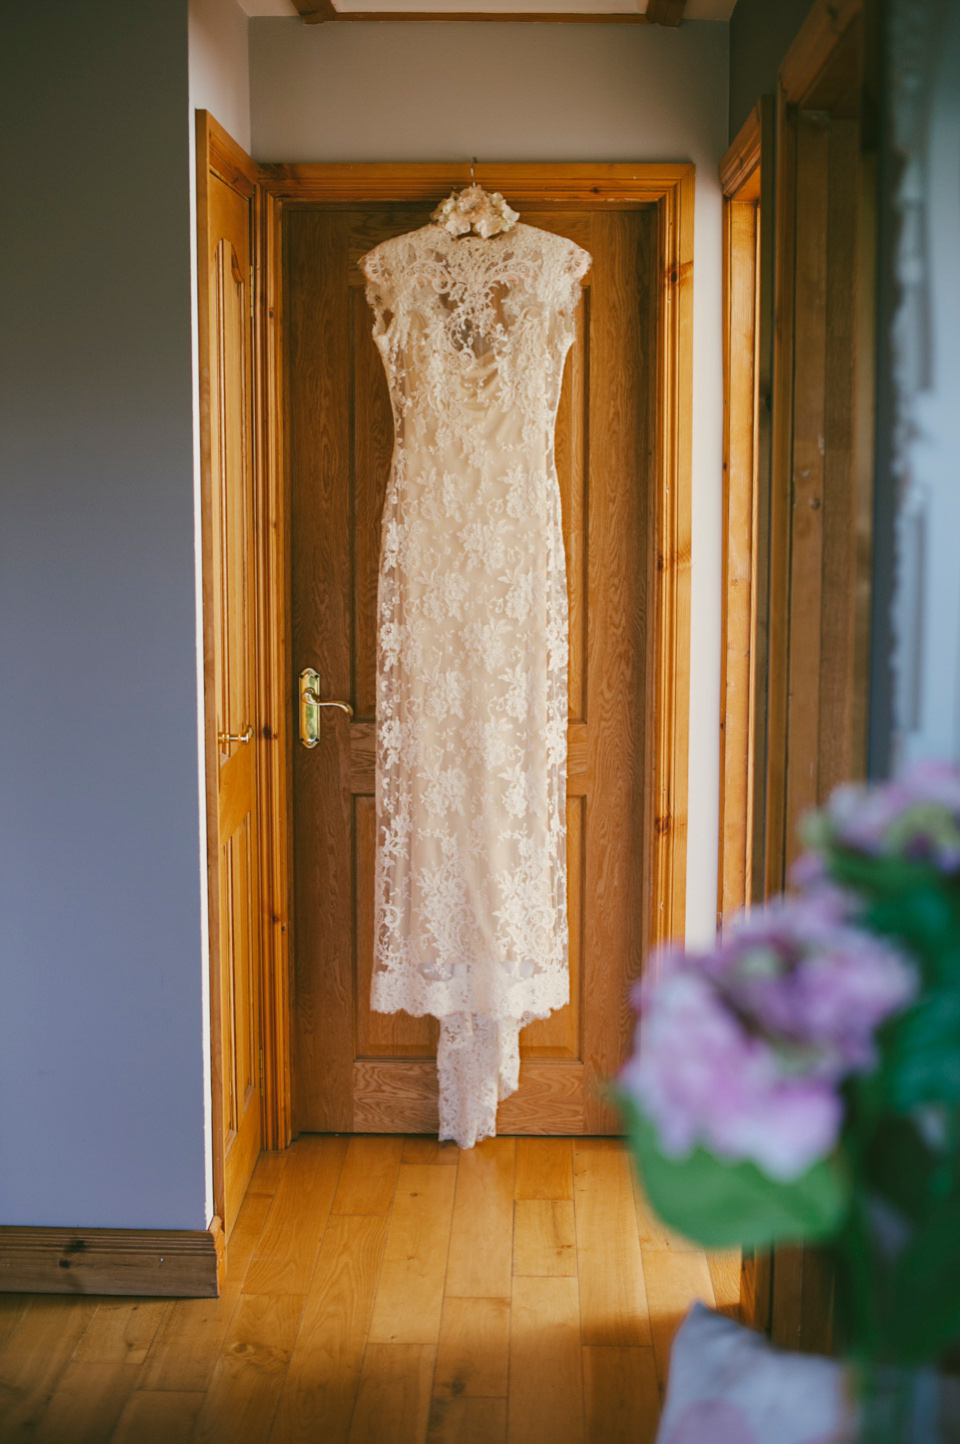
[289, 201, 656, 1135]
[203, 170, 262, 1228]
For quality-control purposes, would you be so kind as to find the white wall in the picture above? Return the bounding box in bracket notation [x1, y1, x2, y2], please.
[249, 18, 728, 946]
[190, 0, 252, 154]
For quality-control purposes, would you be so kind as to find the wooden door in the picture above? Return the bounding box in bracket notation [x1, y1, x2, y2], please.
[289, 204, 656, 1136]
[203, 172, 262, 1228]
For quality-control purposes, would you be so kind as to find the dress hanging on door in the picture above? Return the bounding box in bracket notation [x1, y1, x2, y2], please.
[360, 187, 592, 1149]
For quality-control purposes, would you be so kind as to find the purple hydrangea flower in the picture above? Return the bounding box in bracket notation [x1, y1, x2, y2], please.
[621, 969, 842, 1181]
[621, 898, 916, 1182]
[804, 761, 960, 873]
[705, 895, 917, 1078]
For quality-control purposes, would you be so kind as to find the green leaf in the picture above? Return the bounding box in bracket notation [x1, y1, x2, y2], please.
[615, 1092, 848, 1250]
[883, 992, 960, 1109]
[861, 1115, 936, 1222]
[886, 1193, 960, 1361]
[826, 852, 960, 971]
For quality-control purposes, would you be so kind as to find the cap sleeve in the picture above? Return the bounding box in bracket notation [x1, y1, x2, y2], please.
[562, 239, 592, 314]
[359, 242, 394, 337]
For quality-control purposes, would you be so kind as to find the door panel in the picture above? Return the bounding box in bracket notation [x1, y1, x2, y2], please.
[289, 205, 654, 1134]
[207, 174, 262, 1225]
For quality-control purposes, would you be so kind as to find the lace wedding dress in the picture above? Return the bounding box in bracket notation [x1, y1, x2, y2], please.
[360, 190, 591, 1149]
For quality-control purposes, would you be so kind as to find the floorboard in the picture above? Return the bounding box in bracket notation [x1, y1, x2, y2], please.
[269, 1214, 388, 1444]
[444, 1139, 514, 1300]
[0, 1134, 742, 1442]
[573, 1140, 651, 1347]
[433, 1296, 510, 1400]
[508, 1275, 584, 1444]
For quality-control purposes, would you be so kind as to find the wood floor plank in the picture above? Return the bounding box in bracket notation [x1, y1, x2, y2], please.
[269, 1214, 388, 1444]
[110, 1389, 205, 1442]
[192, 1292, 305, 1444]
[247, 1151, 289, 1196]
[508, 1276, 584, 1444]
[347, 1343, 435, 1444]
[0, 1298, 30, 1355]
[427, 1395, 507, 1443]
[332, 1136, 404, 1216]
[433, 1297, 510, 1401]
[0, 1137, 743, 1444]
[0, 1296, 98, 1440]
[707, 1250, 742, 1319]
[640, 1247, 715, 1387]
[367, 1164, 457, 1345]
[225, 1190, 275, 1285]
[244, 1135, 347, 1295]
[445, 1138, 514, 1300]
[582, 1346, 660, 1444]
[73, 1298, 168, 1365]
[630, 1165, 698, 1251]
[513, 1200, 577, 1277]
[515, 1138, 573, 1200]
[138, 1288, 242, 1393]
[573, 1141, 651, 1346]
[401, 1139, 459, 1165]
[142, 1168, 271, 1393]
[34, 1361, 141, 1444]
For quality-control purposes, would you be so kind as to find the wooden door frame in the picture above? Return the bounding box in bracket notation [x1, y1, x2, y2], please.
[262, 160, 695, 1137]
[718, 98, 776, 1337]
[199, 126, 695, 1163]
[760, 0, 877, 1355]
[717, 96, 775, 937]
[765, 0, 875, 902]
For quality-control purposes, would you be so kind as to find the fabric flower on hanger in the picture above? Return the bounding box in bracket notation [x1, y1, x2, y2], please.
[431, 185, 519, 239]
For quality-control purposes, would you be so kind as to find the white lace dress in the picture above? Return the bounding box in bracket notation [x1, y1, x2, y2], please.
[360, 220, 592, 1149]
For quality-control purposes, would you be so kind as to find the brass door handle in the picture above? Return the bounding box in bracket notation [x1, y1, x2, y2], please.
[301, 690, 353, 716]
[219, 725, 254, 745]
[299, 668, 353, 749]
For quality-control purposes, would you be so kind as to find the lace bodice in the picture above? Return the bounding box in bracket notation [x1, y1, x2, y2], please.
[362, 223, 590, 446]
[360, 216, 591, 1149]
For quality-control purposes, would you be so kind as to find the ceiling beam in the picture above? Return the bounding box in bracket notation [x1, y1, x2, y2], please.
[644, 0, 686, 23]
[293, 0, 338, 18]
[292, 0, 656, 20]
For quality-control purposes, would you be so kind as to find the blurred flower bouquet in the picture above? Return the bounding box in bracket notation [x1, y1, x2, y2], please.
[618, 764, 960, 1436]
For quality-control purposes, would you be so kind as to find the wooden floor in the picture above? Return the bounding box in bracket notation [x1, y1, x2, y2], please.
[0, 1136, 739, 1443]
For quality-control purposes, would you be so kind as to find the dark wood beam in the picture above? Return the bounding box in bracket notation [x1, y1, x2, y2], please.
[644, 0, 686, 24]
[292, 0, 654, 21]
[293, 0, 337, 20]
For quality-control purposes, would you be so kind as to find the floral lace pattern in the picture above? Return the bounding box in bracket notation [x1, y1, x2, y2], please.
[360, 218, 592, 1148]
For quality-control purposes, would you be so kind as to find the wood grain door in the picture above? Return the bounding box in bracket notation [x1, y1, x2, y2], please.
[288, 204, 656, 1136]
[204, 173, 262, 1226]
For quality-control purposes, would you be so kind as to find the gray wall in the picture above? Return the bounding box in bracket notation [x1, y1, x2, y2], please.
[0, 3, 209, 1228]
[728, 0, 813, 138]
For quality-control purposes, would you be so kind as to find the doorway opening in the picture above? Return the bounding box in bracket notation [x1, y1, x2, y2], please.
[196, 133, 695, 1226]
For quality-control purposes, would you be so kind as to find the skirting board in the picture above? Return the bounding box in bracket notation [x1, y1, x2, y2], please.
[0, 1218, 224, 1297]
